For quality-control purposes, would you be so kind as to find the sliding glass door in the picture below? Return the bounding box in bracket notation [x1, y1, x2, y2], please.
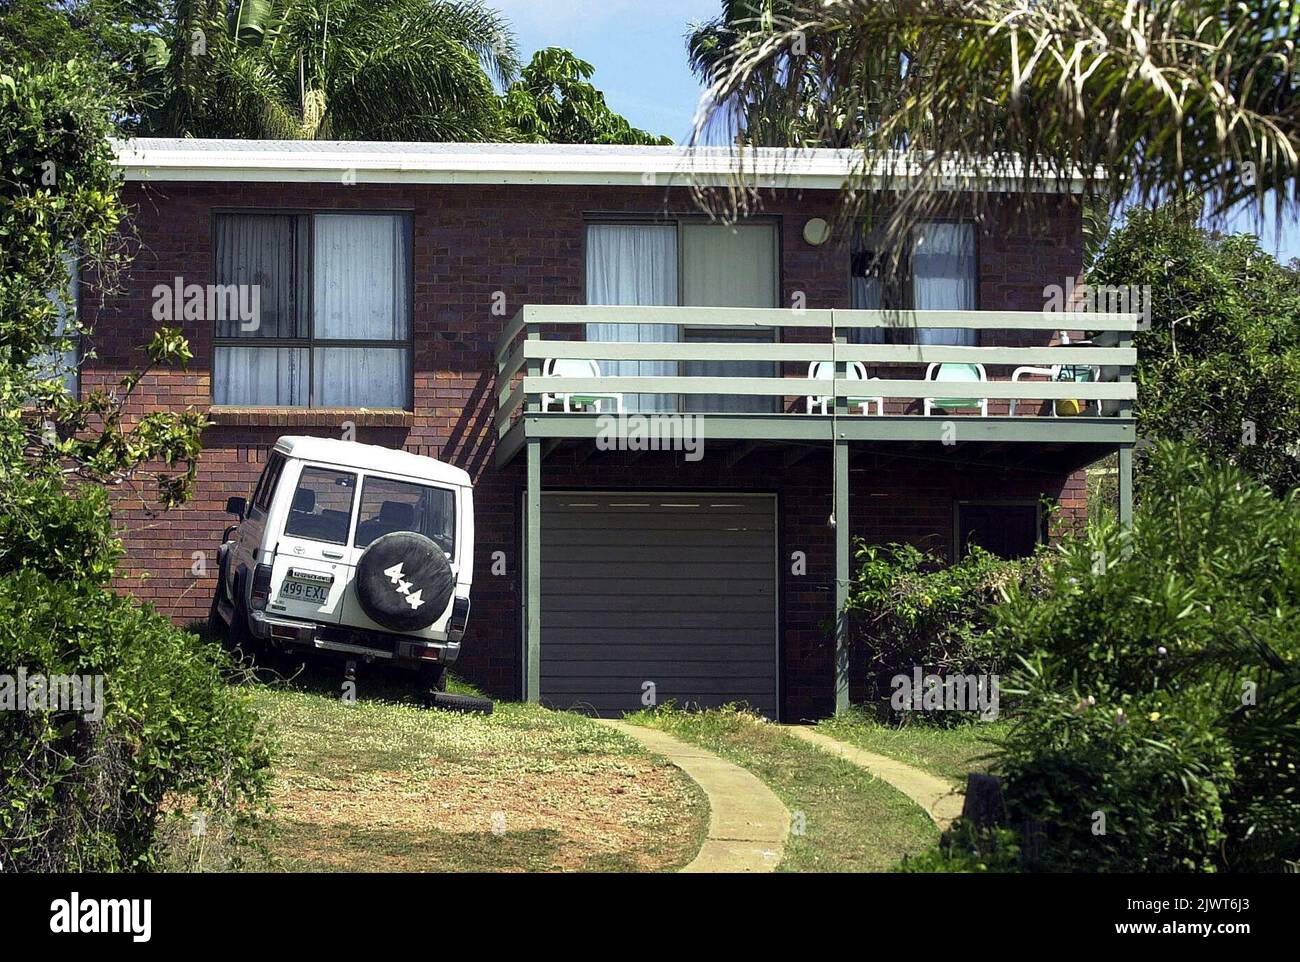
[585, 220, 780, 414]
[681, 223, 779, 413]
[585, 224, 678, 413]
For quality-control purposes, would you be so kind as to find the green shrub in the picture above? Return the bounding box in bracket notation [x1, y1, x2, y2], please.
[0, 60, 270, 872]
[0, 570, 271, 871]
[843, 542, 1048, 723]
[915, 443, 1300, 872]
[897, 823, 1022, 873]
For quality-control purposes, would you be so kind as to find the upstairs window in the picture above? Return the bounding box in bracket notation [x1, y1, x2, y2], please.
[851, 221, 977, 346]
[212, 211, 412, 409]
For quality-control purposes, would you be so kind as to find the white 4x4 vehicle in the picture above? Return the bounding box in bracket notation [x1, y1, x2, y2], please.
[211, 436, 477, 701]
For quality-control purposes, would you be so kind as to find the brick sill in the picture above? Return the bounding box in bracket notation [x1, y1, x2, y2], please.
[207, 407, 414, 428]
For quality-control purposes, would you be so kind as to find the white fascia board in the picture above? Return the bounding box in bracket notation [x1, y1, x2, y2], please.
[111, 140, 1085, 193]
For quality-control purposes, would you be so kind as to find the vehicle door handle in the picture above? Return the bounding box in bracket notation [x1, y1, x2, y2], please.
[322, 550, 344, 559]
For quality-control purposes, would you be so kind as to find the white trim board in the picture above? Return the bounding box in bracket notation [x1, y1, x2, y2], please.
[113, 139, 1086, 193]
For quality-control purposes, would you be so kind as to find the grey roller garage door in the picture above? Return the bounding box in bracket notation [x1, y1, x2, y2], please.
[537, 493, 778, 718]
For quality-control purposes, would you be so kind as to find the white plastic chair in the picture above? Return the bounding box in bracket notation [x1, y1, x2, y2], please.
[923, 362, 988, 417]
[540, 358, 624, 414]
[806, 361, 884, 415]
[1009, 364, 1099, 416]
[1009, 335, 1100, 417]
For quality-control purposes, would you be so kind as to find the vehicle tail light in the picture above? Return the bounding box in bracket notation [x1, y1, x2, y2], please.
[449, 596, 471, 640]
[250, 563, 273, 611]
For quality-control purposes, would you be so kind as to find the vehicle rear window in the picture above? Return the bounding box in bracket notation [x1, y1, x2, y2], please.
[283, 467, 356, 545]
[353, 476, 455, 555]
[252, 452, 286, 512]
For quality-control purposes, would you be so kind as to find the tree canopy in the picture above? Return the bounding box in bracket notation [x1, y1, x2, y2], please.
[1091, 204, 1300, 496]
[1, 2, 670, 144]
[502, 47, 671, 145]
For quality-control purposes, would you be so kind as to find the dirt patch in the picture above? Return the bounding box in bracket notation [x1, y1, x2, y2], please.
[270, 754, 698, 871]
[235, 690, 710, 872]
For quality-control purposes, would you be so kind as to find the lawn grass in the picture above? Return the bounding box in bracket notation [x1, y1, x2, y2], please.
[626, 705, 939, 872]
[166, 651, 707, 872]
[816, 708, 1007, 784]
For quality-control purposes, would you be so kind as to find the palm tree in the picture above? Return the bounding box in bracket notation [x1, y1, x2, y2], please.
[142, 0, 519, 141]
[688, 0, 1299, 259]
[687, 0, 905, 148]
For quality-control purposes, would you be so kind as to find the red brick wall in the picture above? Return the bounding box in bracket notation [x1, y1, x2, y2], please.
[85, 180, 1090, 719]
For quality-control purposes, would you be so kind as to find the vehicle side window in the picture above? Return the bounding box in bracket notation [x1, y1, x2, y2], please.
[354, 476, 455, 555]
[252, 452, 286, 513]
[283, 467, 356, 545]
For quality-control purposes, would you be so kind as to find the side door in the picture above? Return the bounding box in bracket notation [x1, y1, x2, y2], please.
[337, 471, 461, 637]
[263, 461, 358, 623]
[227, 450, 285, 603]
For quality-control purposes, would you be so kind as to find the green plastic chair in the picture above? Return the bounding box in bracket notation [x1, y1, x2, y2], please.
[923, 362, 988, 416]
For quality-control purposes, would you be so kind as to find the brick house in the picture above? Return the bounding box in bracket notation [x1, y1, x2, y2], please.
[83, 140, 1136, 722]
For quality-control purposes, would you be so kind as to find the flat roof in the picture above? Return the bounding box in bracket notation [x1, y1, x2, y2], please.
[113, 138, 1081, 193]
[276, 436, 471, 487]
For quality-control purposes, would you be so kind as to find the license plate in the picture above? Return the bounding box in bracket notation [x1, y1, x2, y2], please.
[280, 579, 329, 604]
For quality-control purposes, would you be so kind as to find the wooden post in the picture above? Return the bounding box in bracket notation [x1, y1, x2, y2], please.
[834, 437, 850, 714]
[1117, 324, 1135, 529]
[524, 315, 542, 703]
[525, 435, 541, 703]
[1118, 443, 1133, 528]
[833, 325, 851, 714]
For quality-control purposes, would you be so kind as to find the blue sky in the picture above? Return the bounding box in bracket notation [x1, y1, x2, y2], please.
[493, 0, 714, 143]
[493, 0, 1299, 263]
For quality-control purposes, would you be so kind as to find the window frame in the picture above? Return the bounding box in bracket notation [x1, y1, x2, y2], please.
[581, 214, 783, 413]
[209, 208, 415, 410]
[282, 465, 360, 546]
[952, 498, 1045, 561]
[849, 218, 982, 343]
[581, 212, 783, 311]
[351, 474, 458, 554]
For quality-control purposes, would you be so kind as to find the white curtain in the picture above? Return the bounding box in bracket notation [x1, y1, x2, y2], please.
[680, 223, 778, 413]
[850, 223, 887, 345]
[585, 224, 678, 412]
[212, 213, 410, 407]
[212, 214, 307, 338]
[912, 222, 977, 346]
[313, 347, 407, 408]
[214, 347, 307, 406]
[314, 214, 411, 340]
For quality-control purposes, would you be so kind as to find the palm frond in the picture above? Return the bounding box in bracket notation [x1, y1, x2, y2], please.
[691, 0, 1300, 264]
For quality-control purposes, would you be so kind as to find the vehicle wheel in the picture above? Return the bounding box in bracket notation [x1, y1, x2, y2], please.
[207, 590, 225, 638]
[228, 581, 256, 659]
[419, 663, 447, 694]
[354, 532, 454, 633]
[207, 556, 230, 638]
[424, 691, 493, 714]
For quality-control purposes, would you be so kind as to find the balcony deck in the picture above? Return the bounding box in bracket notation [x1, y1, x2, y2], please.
[498, 304, 1139, 710]
[495, 304, 1137, 470]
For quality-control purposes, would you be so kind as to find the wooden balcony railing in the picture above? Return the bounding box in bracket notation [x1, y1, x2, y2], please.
[495, 305, 1138, 443]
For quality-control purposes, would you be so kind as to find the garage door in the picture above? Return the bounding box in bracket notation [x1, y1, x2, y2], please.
[537, 493, 778, 718]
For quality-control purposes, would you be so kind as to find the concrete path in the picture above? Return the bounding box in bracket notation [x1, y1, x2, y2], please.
[597, 719, 788, 873]
[783, 726, 964, 830]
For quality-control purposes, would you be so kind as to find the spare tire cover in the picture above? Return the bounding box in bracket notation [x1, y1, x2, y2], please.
[354, 531, 454, 632]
